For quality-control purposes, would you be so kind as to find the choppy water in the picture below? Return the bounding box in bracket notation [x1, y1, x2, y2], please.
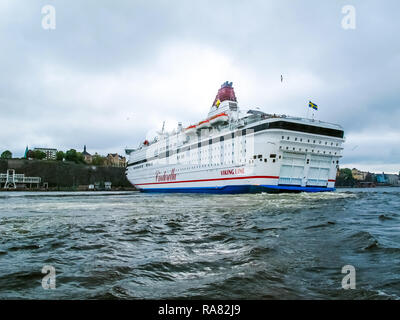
[0, 188, 399, 299]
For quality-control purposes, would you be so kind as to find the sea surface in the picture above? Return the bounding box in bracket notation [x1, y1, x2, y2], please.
[0, 187, 399, 299]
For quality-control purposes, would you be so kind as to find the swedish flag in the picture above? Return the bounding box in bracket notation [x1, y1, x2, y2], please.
[309, 101, 318, 110]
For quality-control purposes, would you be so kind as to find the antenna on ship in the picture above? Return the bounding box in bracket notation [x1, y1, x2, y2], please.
[156, 121, 167, 137]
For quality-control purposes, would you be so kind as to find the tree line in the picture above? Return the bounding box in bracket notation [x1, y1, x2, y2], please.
[1, 149, 108, 166]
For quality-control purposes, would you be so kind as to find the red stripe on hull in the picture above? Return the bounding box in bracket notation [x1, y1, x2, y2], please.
[134, 175, 280, 186]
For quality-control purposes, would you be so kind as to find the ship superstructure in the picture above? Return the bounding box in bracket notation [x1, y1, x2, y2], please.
[126, 82, 344, 193]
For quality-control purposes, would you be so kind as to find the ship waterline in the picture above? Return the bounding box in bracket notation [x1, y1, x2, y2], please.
[126, 82, 344, 193]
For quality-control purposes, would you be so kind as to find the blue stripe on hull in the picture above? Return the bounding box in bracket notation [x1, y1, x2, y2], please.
[139, 185, 335, 194]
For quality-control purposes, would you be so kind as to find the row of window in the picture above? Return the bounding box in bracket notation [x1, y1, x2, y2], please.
[282, 136, 339, 147]
[280, 145, 339, 155]
[130, 121, 343, 168]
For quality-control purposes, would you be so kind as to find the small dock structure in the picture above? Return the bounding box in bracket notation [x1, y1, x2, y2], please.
[0, 169, 41, 189]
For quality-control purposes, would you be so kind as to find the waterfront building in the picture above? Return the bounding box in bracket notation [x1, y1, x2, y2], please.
[82, 145, 92, 163]
[376, 173, 388, 184]
[351, 168, 368, 181]
[0, 169, 41, 189]
[106, 153, 126, 167]
[386, 174, 400, 186]
[33, 147, 57, 160]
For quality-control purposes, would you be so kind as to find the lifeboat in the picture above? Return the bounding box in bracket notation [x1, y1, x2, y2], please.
[185, 125, 197, 135]
[209, 113, 229, 125]
[197, 120, 211, 130]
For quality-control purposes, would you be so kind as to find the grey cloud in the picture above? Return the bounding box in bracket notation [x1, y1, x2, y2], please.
[0, 0, 399, 172]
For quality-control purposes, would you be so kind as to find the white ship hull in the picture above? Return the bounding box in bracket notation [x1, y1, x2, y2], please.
[125, 82, 344, 193]
[127, 121, 343, 193]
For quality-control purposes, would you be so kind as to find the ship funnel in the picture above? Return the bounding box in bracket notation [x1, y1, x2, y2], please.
[211, 81, 237, 107]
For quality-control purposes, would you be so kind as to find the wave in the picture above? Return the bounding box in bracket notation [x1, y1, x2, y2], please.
[8, 244, 41, 251]
[305, 221, 336, 230]
[347, 231, 379, 251]
[379, 214, 394, 221]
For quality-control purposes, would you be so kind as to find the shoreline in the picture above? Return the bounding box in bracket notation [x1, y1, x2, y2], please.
[0, 187, 137, 192]
[336, 185, 400, 189]
[1, 186, 399, 192]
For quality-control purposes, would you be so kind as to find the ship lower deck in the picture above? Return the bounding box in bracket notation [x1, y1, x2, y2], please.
[139, 184, 335, 194]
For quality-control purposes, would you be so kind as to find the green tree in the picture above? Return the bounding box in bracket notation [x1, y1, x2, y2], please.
[32, 150, 46, 160]
[92, 154, 106, 166]
[0, 150, 12, 159]
[336, 168, 356, 187]
[56, 151, 65, 161]
[65, 149, 85, 164]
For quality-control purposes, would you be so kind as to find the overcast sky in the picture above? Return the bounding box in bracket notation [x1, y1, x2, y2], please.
[0, 0, 399, 173]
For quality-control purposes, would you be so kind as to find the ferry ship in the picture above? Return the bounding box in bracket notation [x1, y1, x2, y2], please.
[125, 82, 344, 193]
